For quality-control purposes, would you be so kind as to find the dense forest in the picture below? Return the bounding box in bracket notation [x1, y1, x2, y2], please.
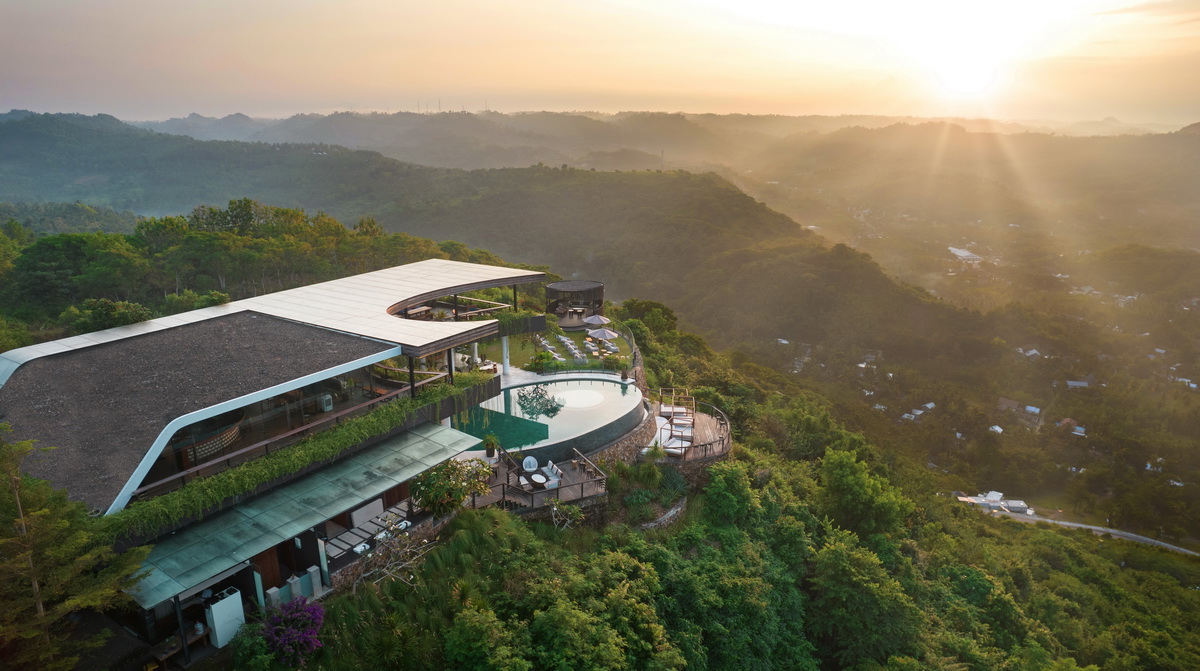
[3, 109, 1200, 667]
[2, 113, 1199, 539]
[296, 297, 1200, 670]
[3, 207, 1200, 669]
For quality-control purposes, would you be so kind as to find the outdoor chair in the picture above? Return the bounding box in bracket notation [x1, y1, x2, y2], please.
[541, 461, 563, 489]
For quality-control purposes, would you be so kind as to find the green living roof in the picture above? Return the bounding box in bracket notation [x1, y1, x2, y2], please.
[130, 422, 480, 609]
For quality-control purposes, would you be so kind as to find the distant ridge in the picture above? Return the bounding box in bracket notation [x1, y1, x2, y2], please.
[131, 112, 275, 141]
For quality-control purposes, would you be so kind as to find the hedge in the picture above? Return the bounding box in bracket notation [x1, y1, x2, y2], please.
[102, 372, 492, 540]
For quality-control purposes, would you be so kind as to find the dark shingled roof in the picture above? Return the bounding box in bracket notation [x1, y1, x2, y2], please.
[0, 311, 393, 512]
[545, 280, 604, 292]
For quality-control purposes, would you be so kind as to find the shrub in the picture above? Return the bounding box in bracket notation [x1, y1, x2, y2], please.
[262, 597, 325, 668]
[657, 466, 687, 506]
[411, 457, 492, 517]
[624, 488, 655, 524]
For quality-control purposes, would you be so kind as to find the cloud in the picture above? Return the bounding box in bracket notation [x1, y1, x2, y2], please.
[1098, 0, 1200, 18]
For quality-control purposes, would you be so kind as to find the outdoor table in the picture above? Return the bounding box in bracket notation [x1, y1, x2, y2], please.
[530, 473, 548, 489]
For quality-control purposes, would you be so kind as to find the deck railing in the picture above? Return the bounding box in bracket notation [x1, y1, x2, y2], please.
[649, 400, 732, 463]
[470, 448, 607, 512]
[679, 401, 731, 461]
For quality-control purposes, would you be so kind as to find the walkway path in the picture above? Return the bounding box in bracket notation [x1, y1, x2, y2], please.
[994, 510, 1199, 557]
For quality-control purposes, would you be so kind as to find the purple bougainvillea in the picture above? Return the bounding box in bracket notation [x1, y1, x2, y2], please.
[262, 597, 325, 668]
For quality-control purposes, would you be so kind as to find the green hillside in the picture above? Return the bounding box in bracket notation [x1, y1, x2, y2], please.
[3, 115, 1199, 547]
[3, 210, 1200, 669]
[0, 113, 983, 360]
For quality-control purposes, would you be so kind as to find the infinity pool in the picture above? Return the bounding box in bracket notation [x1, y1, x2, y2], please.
[450, 378, 644, 462]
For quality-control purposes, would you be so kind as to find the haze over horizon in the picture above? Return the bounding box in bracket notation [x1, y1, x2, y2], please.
[2, 0, 1199, 125]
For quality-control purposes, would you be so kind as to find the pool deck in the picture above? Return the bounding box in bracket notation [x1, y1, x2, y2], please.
[499, 368, 632, 388]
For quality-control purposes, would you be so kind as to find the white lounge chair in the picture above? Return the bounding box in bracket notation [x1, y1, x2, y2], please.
[540, 460, 563, 489]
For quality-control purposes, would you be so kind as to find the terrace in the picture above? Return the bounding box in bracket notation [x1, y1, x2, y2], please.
[467, 444, 608, 512]
[399, 293, 513, 322]
[643, 388, 732, 462]
[321, 444, 608, 568]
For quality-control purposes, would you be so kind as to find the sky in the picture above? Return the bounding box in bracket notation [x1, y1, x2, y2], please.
[1, 0, 1198, 124]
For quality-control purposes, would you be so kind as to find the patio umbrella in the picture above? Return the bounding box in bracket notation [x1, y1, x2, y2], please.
[587, 327, 621, 341]
[582, 314, 612, 326]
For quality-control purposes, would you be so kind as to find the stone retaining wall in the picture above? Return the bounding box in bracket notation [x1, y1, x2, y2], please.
[516, 494, 610, 528]
[674, 458, 717, 490]
[640, 496, 688, 530]
[585, 401, 657, 468]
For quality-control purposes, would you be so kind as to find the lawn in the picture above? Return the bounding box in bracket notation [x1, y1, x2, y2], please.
[477, 330, 631, 371]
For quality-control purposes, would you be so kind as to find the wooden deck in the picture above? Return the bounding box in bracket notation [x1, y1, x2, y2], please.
[644, 392, 732, 462]
[468, 448, 607, 512]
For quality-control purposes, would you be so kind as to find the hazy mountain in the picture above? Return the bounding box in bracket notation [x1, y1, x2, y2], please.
[0, 112, 985, 362]
[744, 121, 1200, 248]
[132, 112, 276, 141]
[0, 109, 37, 124]
[113, 109, 1184, 175]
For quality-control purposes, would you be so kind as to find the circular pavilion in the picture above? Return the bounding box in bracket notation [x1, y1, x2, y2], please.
[546, 280, 604, 330]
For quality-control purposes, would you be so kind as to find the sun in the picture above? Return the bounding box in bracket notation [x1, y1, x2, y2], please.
[693, 0, 1108, 101]
[906, 44, 1004, 97]
[885, 10, 1015, 99]
[934, 61, 997, 95]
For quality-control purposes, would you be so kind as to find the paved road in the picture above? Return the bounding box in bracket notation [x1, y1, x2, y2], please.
[994, 510, 1200, 557]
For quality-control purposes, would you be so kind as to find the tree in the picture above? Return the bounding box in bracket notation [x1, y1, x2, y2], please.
[11, 233, 92, 312]
[529, 600, 626, 671]
[353, 216, 384, 237]
[58, 297, 154, 334]
[444, 607, 532, 671]
[410, 458, 491, 517]
[548, 499, 584, 531]
[818, 448, 913, 537]
[0, 317, 33, 354]
[807, 531, 922, 666]
[0, 424, 150, 670]
[704, 461, 761, 525]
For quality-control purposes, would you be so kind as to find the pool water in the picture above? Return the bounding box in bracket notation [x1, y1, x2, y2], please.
[450, 379, 644, 462]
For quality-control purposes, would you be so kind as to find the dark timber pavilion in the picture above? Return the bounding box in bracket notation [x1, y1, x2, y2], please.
[545, 279, 604, 330]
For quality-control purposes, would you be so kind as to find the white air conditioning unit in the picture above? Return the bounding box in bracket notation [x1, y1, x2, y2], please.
[318, 393, 333, 412]
[204, 587, 244, 649]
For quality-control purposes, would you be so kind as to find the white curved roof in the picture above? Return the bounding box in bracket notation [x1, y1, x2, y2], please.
[0, 259, 545, 388]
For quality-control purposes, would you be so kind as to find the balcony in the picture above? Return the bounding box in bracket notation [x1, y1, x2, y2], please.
[131, 374, 498, 504]
[642, 388, 732, 462]
[467, 445, 608, 513]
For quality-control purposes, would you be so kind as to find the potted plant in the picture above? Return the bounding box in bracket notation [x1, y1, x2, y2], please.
[483, 433, 500, 459]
